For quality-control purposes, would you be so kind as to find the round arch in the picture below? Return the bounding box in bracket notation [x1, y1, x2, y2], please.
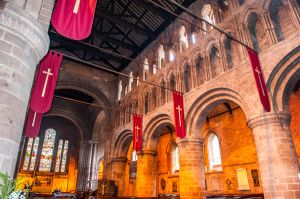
[143, 114, 174, 151]
[185, 88, 251, 139]
[267, 46, 300, 112]
[113, 130, 133, 158]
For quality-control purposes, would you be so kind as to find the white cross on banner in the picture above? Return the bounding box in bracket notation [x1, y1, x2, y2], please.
[173, 91, 186, 138]
[30, 51, 63, 113]
[246, 48, 271, 112]
[73, 0, 81, 13]
[133, 114, 143, 151]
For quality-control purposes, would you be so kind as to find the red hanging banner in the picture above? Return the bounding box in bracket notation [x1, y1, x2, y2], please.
[51, 0, 97, 40]
[246, 48, 271, 112]
[133, 114, 143, 152]
[173, 91, 186, 138]
[30, 51, 63, 113]
[24, 109, 43, 138]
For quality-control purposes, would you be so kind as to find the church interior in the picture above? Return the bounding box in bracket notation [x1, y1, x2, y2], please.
[0, 0, 300, 199]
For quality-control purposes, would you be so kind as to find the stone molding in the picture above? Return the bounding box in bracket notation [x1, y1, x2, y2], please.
[247, 112, 291, 129]
[0, 1, 49, 61]
[111, 157, 127, 163]
[137, 149, 157, 156]
[176, 137, 204, 145]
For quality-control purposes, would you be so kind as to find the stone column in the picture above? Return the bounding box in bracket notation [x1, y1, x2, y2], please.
[248, 113, 300, 199]
[89, 141, 99, 191]
[111, 157, 127, 197]
[76, 142, 91, 191]
[177, 138, 206, 199]
[0, 1, 49, 176]
[135, 150, 157, 198]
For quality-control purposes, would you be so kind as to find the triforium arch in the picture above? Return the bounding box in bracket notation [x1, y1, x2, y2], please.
[267, 46, 300, 112]
[143, 114, 174, 151]
[185, 87, 251, 139]
[113, 130, 133, 158]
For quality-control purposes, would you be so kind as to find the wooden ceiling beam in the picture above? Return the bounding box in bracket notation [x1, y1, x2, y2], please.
[130, 0, 172, 18]
[95, 9, 151, 36]
[49, 31, 125, 65]
[92, 32, 136, 51]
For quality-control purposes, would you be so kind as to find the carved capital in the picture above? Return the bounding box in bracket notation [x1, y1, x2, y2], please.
[111, 157, 127, 163]
[247, 112, 291, 129]
[137, 149, 157, 156]
[176, 137, 203, 145]
[0, 2, 49, 62]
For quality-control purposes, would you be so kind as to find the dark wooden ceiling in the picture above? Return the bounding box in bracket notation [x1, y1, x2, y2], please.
[49, 0, 197, 72]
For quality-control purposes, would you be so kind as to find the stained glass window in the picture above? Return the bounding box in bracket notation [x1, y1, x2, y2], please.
[60, 140, 69, 172]
[23, 138, 33, 171]
[39, 129, 56, 172]
[55, 140, 63, 172]
[22, 128, 70, 173]
[29, 137, 40, 171]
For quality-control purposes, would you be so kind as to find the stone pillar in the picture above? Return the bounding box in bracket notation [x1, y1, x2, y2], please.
[77, 142, 91, 191]
[0, 1, 49, 176]
[248, 113, 300, 199]
[177, 138, 206, 199]
[89, 141, 99, 191]
[111, 157, 127, 197]
[135, 150, 157, 198]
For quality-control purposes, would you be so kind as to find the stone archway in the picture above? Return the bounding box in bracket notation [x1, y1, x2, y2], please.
[185, 87, 251, 139]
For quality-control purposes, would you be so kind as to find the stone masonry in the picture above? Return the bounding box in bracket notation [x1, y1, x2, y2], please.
[0, 1, 50, 176]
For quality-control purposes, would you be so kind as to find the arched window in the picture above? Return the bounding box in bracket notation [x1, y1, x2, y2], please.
[117, 80, 122, 101]
[224, 36, 233, 69]
[207, 134, 222, 171]
[191, 33, 197, 44]
[143, 58, 149, 80]
[169, 50, 175, 62]
[183, 64, 191, 92]
[210, 46, 221, 78]
[145, 93, 149, 114]
[161, 80, 166, 105]
[128, 102, 133, 122]
[173, 145, 180, 173]
[135, 101, 138, 114]
[153, 64, 157, 75]
[269, 0, 293, 42]
[179, 25, 189, 52]
[170, 75, 176, 90]
[23, 137, 40, 171]
[269, 0, 284, 42]
[39, 128, 56, 172]
[128, 71, 133, 92]
[238, 0, 245, 5]
[248, 12, 264, 52]
[184, 64, 191, 92]
[23, 129, 70, 173]
[157, 44, 165, 69]
[130, 150, 138, 178]
[201, 4, 216, 31]
[153, 88, 157, 110]
[195, 55, 205, 85]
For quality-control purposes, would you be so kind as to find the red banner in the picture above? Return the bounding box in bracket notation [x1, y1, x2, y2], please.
[24, 109, 43, 138]
[173, 91, 186, 138]
[51, 0, 97, 40]
[133, 114, 143, 152]
[247, 48, 271, 112]
[30, 51, 63, 113]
